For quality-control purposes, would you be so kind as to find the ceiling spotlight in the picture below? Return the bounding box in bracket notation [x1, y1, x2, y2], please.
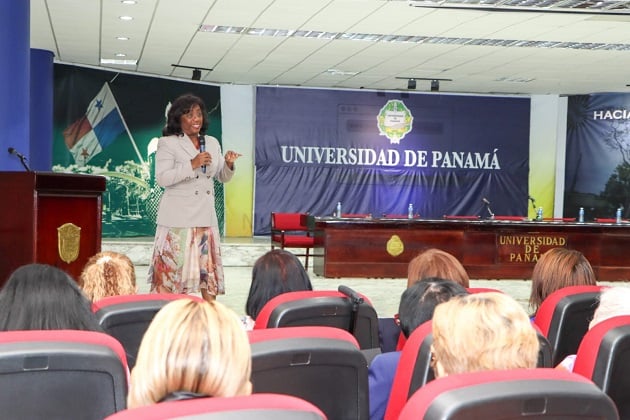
[192, 69, 201, 80]
[408, 78, 417, 90]
[431, 79, 439, 92]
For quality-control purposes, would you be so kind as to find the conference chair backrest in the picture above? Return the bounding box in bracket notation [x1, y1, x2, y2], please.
[399, 368, 619, 420]
[93, 293, 203, 368]
[248, 326, 368, 420]
[0, 329, 128, 420]
[533, 285, 603, 365]
[105, 393, 327, 420]
[384, 321, 434, 420]
[253, 290, 380, 350]
[574, 315, 630, 419]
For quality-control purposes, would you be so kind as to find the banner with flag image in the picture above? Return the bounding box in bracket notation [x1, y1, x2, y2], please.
[63, 82, 126, 164]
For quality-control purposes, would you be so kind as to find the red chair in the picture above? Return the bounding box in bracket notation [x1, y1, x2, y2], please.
[384, 321, 434, 420]
[341, 213, 371, 218]
[533, 285, 604, 366]
[574, 315, 630, 419]
[93, 293, 203, 368]
[105, 394, 327, 420]
[493, 215, 527, 221]
[544, 217, 576, 222]
[0, 330, 128, 419]
[595, 218, 619, 223]
[270, 212, 315, 269]
[253, 289, 380, 350]
[248, 326, 367, 420]
[398, 368, 618, 420]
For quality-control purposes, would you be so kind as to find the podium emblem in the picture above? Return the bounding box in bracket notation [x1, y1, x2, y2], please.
[57, 223, 81, 263]
[386, 234, 404, 257]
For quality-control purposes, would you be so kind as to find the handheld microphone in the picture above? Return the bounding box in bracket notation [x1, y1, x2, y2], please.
[198, 135, 206, 173]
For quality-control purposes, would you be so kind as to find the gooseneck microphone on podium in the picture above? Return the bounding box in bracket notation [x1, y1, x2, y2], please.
[8, 147, 32, 172]
[528, 195, 536, 210]
[199, 135, 206, 173]
[482, 197, 494, 219]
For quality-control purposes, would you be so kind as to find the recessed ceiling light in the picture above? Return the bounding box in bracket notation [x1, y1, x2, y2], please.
[115, 53, 127, 57]
[119, 16, 133, 21]
[101, 58, 137, 65]
[116, 36, 129, 41]
[121, 0, 137, 4]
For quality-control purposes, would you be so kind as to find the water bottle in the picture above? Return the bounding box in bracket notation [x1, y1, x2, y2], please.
[616, 207, 622, 223]
[536, 207, 543, 221]
[408, 203, 414, 219]
[578, 207, 585, 223]
[336, 202, 342, 218]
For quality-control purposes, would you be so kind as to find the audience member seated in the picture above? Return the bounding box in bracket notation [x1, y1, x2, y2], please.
[529, 247, 597, 318]
[127, 299, 251, 408]
[80, 251, 137, 302]
[243, 249, 313, 330]
[0, 263, 102, 331]
[431, 292, 539, 377]
[369, 279, 468, 419]
[407, 248, 470, 288]
[557, 286, 630, 372]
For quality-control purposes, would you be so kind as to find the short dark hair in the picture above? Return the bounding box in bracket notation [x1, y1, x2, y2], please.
[245, 250, 313, 319]
[0, 263, 102, 331]
[163, 94, 209, 136]
[398, 277, 468, 338]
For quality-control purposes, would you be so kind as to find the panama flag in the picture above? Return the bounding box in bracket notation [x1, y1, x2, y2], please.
[63, 83, 126, 164]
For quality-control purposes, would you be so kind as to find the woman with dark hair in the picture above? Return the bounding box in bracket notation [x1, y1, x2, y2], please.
[148, 93, 241, 303]
[0, 263, 102, 331]
[243, 249, 313, 328]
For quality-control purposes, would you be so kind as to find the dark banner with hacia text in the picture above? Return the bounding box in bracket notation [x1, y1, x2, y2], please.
[565, 93, 630, 221]
[254, 86, 531, 235]
[53, 64, 222, 237]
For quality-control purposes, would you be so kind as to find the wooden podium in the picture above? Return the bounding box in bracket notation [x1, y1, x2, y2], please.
[0, 172, 106, 286]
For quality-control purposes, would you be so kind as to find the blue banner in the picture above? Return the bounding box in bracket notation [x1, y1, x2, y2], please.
[254, 87, 530, 235]
[565, 93, 630, 220]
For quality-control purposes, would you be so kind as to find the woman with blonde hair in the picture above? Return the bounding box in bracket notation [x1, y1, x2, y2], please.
[127, 299, 252, 407]
[529, 247, 597, 316]
[431, 292, 539, 377]
[80, 251, 137, 302]
[407, 248, 470, 288]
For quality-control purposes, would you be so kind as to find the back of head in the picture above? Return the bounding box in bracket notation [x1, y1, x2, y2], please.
[246, 249, 313, 319]
[0, 263, 101, 331]
[128, 299, 252, 408]
[432, 292, 539, 376]
[590, 287, 630, 329]
[398, 278, 468, 337]
[407, 248, 470, 288]
[529, 247, 597, 314]
[80, 251, 136, 302]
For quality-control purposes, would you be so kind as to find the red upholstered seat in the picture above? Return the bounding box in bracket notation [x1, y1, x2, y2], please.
[544, 217, 576, 222]
[398, 368, 618, 420]
[248, 326, 367, 420]
[270, 212, 315, 269]
[341, 213, 371, 218]
[105, 394, 327, 420]
[533, 285, 604, 365]
[0, 330, 129, 419]
[573, 315, 630, 419]
[385, 321, 434, 420]
[253, 289, 379, 350]
[595, 218, 623, 223]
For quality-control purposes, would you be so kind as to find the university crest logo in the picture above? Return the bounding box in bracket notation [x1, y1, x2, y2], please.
[377, 100, 413, 144]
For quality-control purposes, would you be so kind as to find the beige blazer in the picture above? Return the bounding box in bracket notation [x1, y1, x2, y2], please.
[155, 134, 234, 228]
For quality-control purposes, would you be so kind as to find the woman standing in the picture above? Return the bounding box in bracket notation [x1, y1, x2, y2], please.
[148, 93, 241, 302]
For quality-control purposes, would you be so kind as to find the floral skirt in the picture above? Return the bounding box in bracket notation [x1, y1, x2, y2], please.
[148, 226, 225, 296]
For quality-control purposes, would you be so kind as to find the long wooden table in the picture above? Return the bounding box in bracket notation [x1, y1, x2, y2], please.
[312, 217, 630, 280]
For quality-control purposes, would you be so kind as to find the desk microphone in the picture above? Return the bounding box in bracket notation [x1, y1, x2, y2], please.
[199, 135, 206, 173]
[8, 147, 32, 172]
[482, 197, 494, 219]
[528, 195, 536, 210]
[482, 197, 490, 205]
